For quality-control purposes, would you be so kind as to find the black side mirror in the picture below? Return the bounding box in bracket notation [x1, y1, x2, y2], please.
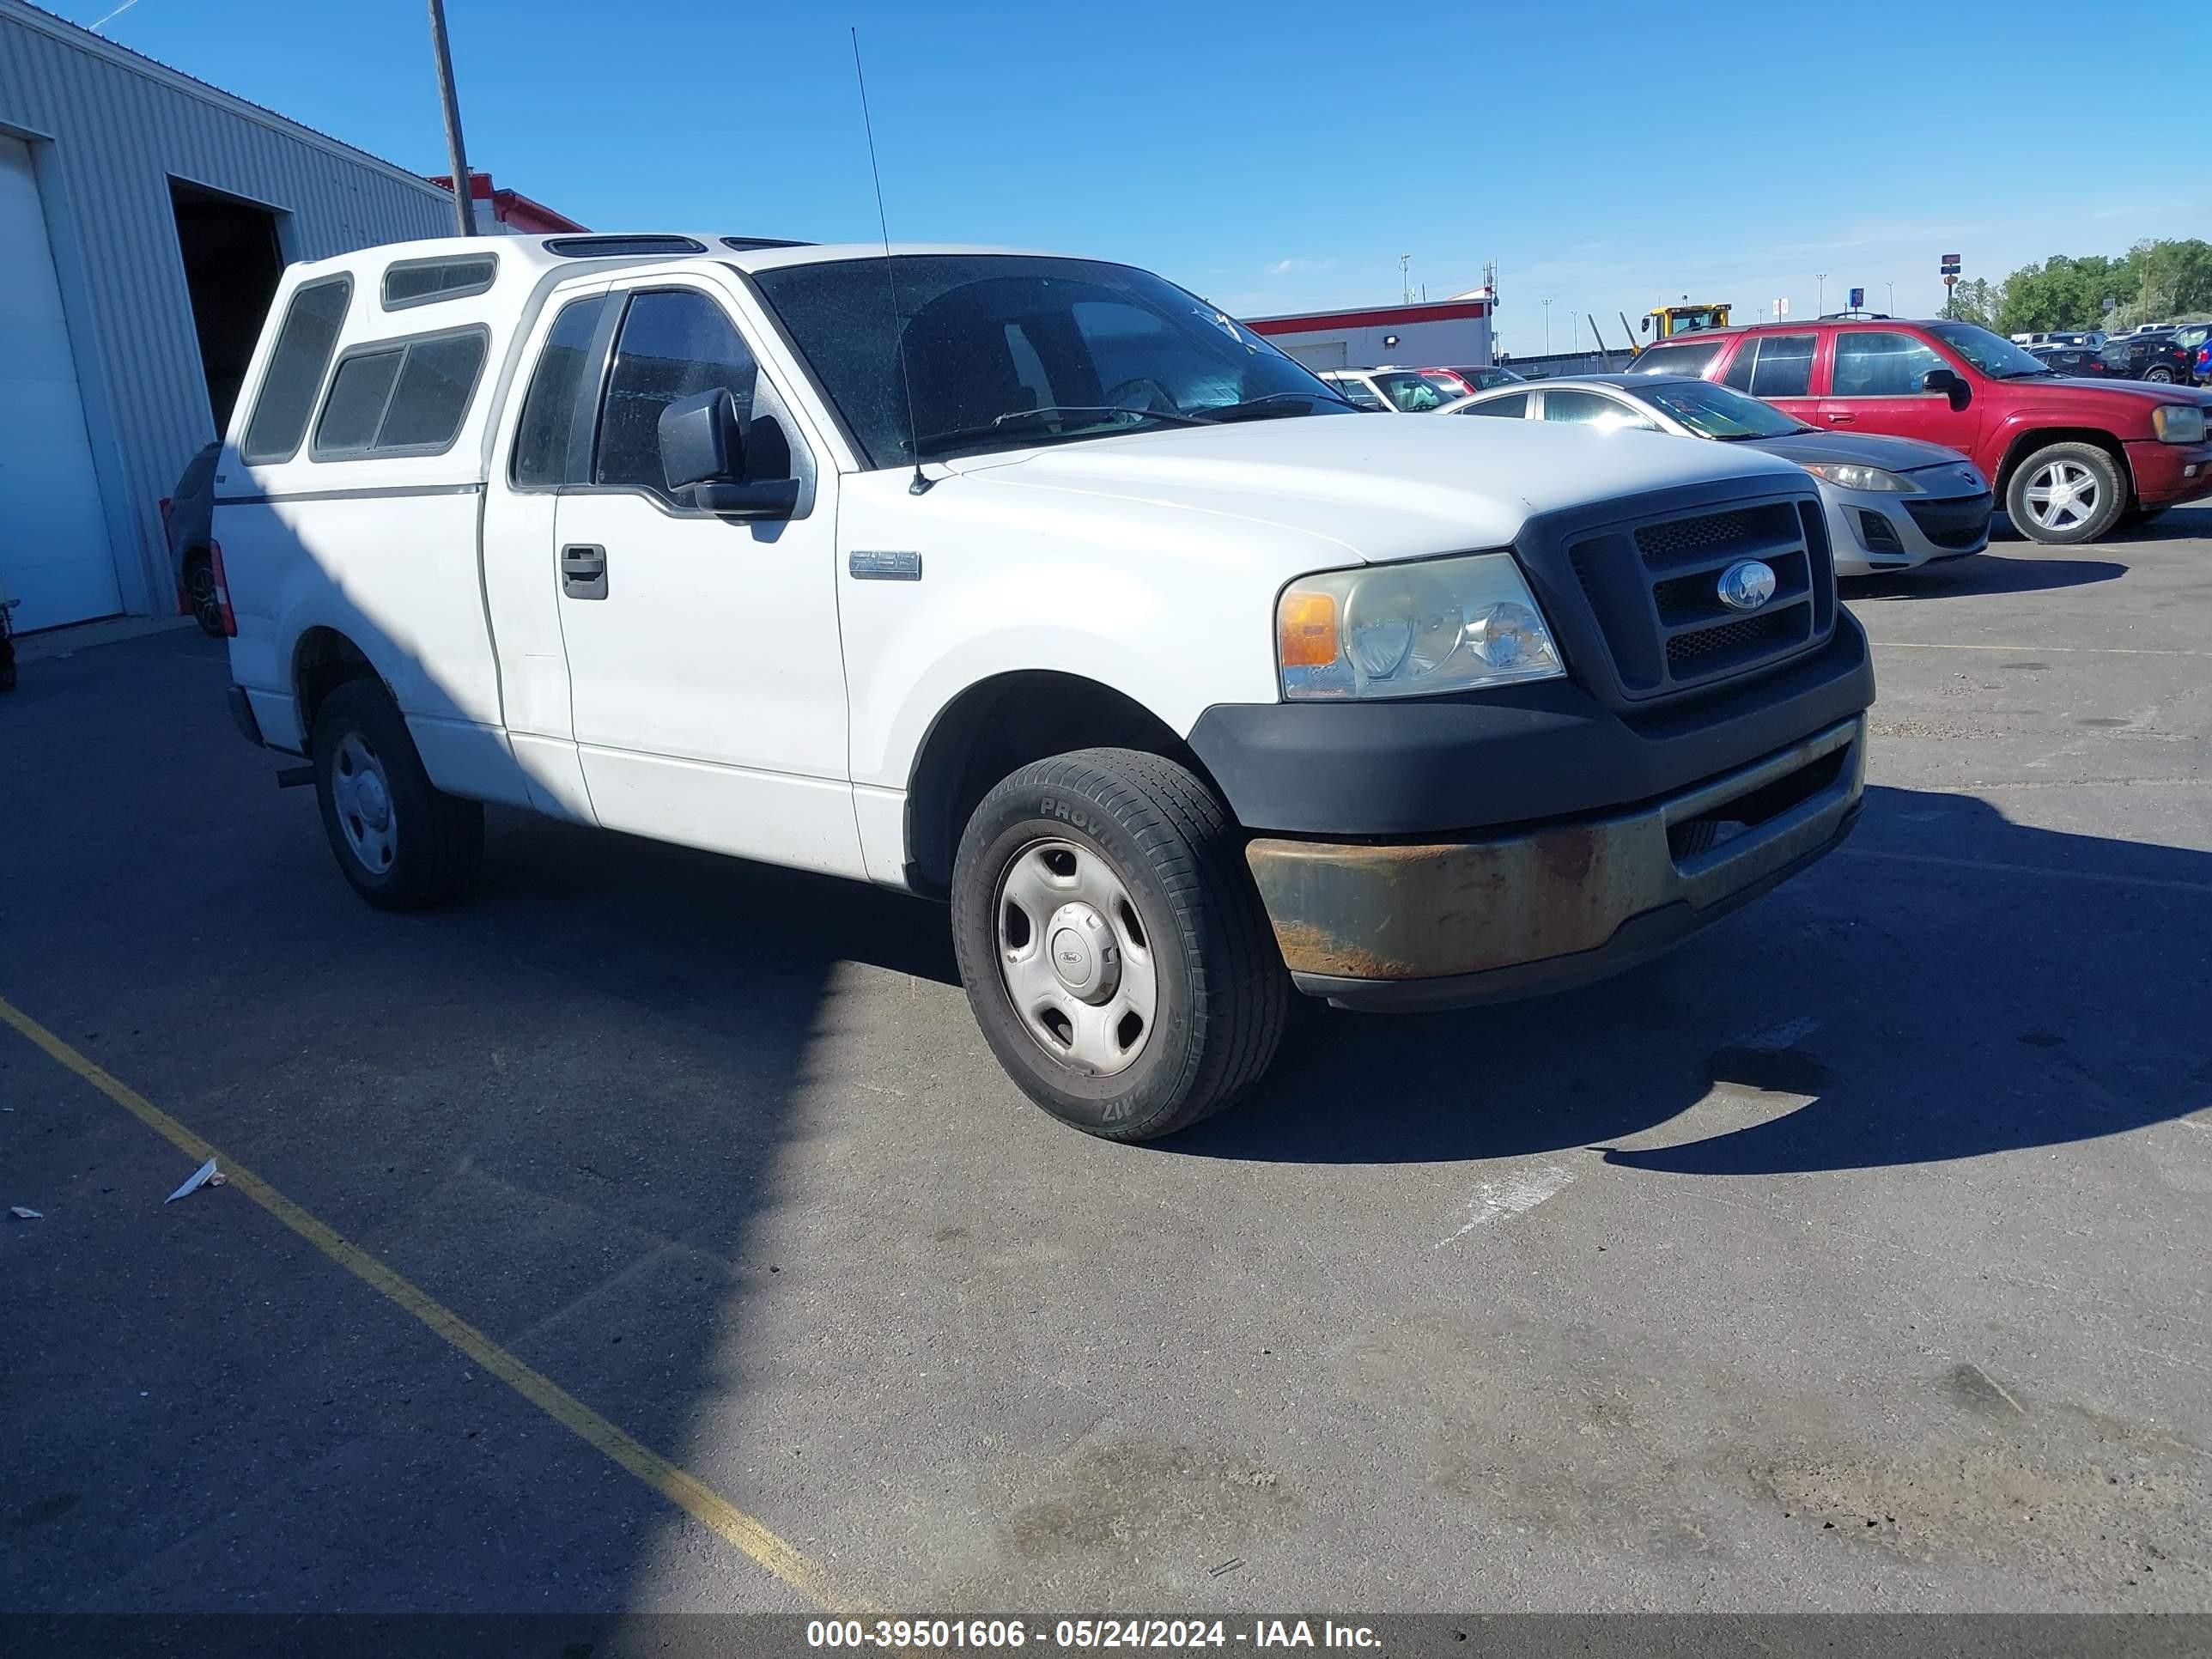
[1921, 367, 1971, 410]
[658, 389, 799, 522]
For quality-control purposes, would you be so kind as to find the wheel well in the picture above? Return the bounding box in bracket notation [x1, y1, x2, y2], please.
[903, 672, 1214, 898]
[1996, 428, 2133, 504]
[292, 628, 380, 738]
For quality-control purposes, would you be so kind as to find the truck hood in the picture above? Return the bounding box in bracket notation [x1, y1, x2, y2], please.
[947, 416, 1808, 565]
[1748, 428, 1984, 477]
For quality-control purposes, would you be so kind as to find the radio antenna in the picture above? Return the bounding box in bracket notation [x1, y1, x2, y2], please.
[851, 27, 932, 496]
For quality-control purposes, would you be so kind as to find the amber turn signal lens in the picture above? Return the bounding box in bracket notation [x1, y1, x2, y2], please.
[1278, 590, 1338, 668]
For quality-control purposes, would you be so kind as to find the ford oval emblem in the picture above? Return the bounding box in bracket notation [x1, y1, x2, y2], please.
[1717, 559, 1777, 612]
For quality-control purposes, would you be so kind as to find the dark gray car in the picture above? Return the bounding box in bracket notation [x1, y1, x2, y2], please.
[164, 441, 222, 636]
[1441, 374, 1993, 575]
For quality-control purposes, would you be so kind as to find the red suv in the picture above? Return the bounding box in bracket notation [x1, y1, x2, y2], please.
[1630, 319, 2212, 544]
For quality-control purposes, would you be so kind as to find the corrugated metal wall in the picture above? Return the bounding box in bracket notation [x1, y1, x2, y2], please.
[0, 0, 452, 619]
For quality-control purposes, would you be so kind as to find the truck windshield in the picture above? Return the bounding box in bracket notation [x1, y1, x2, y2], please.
[750, 254, 1353, 465]
[1924, 323, 2051, 380]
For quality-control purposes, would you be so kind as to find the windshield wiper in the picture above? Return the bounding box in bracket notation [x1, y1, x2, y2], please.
[1194, 391, 1357, 422]
[906, 404, 1207, 458]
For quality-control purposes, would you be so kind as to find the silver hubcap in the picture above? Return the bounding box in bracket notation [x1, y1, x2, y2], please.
[2022, 460, 2101, 532]
[995, 838, 1158, 1076]
[331, 731, 398, 874]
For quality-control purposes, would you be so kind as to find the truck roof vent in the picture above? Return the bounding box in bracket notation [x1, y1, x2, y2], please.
[544, 235, 708, 258]
[720, 236, 814, 251]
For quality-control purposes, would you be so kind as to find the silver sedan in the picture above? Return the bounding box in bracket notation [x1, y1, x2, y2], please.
[1440, 374, 1993, 576]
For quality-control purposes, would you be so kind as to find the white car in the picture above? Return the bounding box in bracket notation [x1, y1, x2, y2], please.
[211, 234, 1872, 1140]
[1439, 374, 1993, 575]
[1316, 368, 1461, 412]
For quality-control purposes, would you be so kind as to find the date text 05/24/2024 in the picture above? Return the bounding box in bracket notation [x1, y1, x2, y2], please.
[806, 1619, 1382, 1650]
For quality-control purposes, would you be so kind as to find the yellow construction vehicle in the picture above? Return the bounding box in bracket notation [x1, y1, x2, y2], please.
[1643, 300, 1732, 342]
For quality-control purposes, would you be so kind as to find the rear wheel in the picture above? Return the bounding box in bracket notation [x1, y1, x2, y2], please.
[2004, 442, 2124, 545]
[183, 553, 225, 637]
[951, 747, 1287, 1141]
[2142, 365, 2175, 384]
[311, 679, 483, 910]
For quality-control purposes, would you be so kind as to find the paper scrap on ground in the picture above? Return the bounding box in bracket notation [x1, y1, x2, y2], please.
[166, 1158, 219, 1203]
[1437, 1164, 1574, 1247]
[9, 1206, 42, 1220]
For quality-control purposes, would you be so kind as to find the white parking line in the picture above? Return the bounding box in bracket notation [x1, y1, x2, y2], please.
[1874, 641, 2212, 659]
[1436, 1164, 1575, 1248]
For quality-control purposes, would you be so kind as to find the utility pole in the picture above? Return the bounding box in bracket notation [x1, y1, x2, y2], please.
[1542, 297, 1553, 356]
[427, 0, 477, 236]
[1816, 273, 1826, 316]
[1886, 282, 1894, 315]
[1399, 253, 1412, 305]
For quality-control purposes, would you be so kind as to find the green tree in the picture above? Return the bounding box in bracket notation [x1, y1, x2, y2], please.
[1992, 239, 2212, 334]
[1996, 254, 2127, 334]
[1948, 276, 2002, 329]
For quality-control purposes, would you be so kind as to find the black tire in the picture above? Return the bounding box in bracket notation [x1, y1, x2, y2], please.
[2003, 441, 2125, 546]
[2142, 366, 2174, 384]
[951, 747, 1287, 1141]
[183, 552, 226, 638]
[311, 678, 483, 910]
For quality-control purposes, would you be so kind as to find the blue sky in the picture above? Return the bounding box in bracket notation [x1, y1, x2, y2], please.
[62, 0, 2210, 359]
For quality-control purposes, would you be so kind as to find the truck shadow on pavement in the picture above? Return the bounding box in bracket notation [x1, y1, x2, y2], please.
[1171, 784, 2211, 1172]
[1844, 553, 2124, 602]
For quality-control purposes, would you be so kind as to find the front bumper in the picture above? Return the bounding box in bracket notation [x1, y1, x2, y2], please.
[1828, 488, 1991, 575]
[2124, 438, 2212, 507]
[1246, 715, 1865, 1010]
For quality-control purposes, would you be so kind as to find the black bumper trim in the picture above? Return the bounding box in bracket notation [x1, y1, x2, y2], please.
[1294, 799, 1863, 1012]
[1189, 614, 1874, 839]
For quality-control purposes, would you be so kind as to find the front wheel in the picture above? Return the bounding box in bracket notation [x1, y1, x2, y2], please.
[951, 748, 1288, 1141]
[2142, 366, 2175, 384]
[312, 678, 483, 910]
[2005, 442, 2124, 545]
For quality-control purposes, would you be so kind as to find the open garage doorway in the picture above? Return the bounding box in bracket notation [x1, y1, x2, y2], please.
[169, 179, 285, 430]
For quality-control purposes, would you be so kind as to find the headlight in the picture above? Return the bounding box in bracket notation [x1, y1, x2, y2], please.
[1800, 461, 1920, 493]
[1277, 551, 1565, 701]
[2152, 404, 2206, 444]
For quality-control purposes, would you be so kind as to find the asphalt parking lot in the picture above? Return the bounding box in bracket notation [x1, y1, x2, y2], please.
[3, 511, 2209, 1618]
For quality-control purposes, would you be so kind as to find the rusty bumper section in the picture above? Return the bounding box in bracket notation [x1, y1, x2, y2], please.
[1246, 716, 1865, 1011]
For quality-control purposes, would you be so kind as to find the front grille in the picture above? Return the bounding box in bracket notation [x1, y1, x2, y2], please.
[1665, 608, 1808, 672]
[1560, 496, 1834, 700]
[1905, 491, 1994, 550]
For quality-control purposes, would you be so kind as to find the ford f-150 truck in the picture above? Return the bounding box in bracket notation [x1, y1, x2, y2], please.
[212, 234, 1875, 1141]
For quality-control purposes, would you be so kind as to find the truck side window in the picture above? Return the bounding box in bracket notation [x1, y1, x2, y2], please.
[241, 276, 351, 463]
[596, 290, 757, 497]
[1832, 331, 1945, 397]
[310, 330, 489, 459]
[1747, 334, 1814, 398]
[513, 295, 608, 487]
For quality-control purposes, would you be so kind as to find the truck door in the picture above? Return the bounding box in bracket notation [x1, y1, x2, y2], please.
[550, 276, 863, 878]
[1814, 327, 1984, 454]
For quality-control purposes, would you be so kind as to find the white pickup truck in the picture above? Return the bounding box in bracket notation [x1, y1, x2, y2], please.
[213, 234, 1873, 1141]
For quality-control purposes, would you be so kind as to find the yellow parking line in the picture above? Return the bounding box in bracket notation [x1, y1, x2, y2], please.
[0, 993, 868, 1617]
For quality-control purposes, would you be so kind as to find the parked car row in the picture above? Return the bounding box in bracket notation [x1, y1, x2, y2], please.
[2030, 330, 2203, 386]
[1627, 316, 2212, 544]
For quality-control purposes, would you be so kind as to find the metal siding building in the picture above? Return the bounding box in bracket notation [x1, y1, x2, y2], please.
[0, 0, 452, 631]
[1243, 298, 1496, 376]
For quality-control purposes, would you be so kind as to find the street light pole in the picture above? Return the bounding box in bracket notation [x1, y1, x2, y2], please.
[1885, 282, 1895, 315]
[1816, 273, 1826, 316]
[427, 0, 477, 237]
